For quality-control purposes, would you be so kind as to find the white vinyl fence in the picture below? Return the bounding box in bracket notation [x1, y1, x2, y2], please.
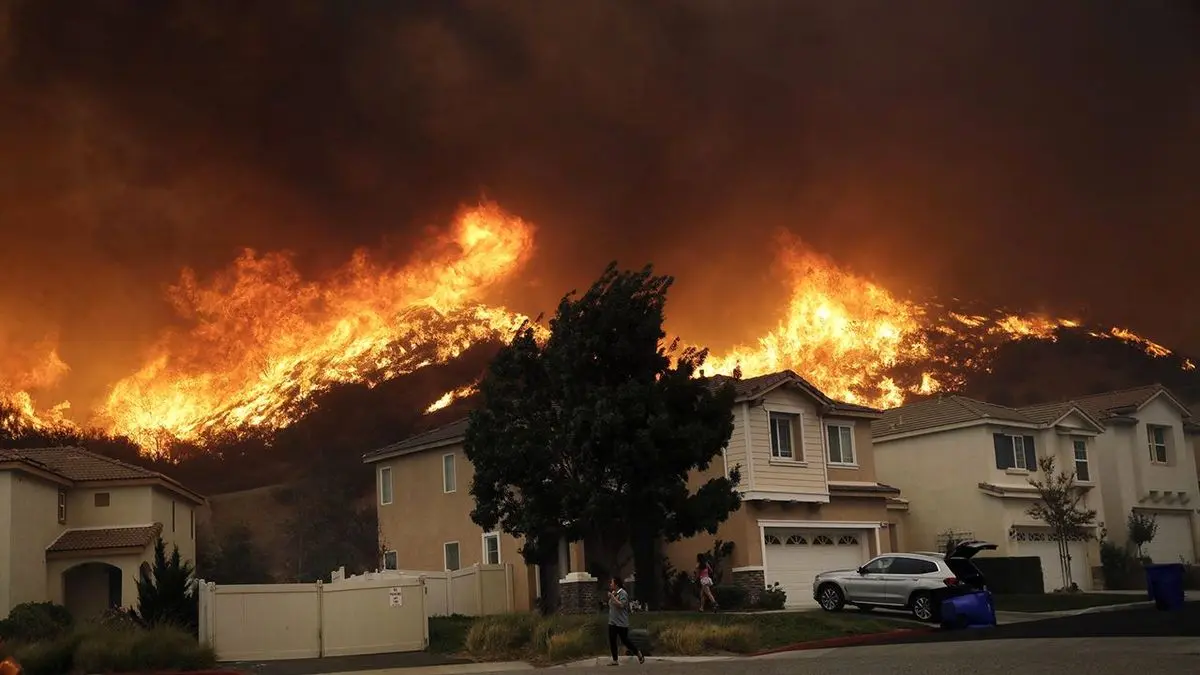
[330, 563, 515, 617]
[197, 575, 428, 662]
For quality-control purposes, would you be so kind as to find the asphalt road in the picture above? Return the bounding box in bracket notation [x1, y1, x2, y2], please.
[550, 637, 1200, 674]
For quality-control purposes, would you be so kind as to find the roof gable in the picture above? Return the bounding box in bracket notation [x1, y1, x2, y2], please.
[1027, 384, 1191, 426]
[0, 446, 205, 504]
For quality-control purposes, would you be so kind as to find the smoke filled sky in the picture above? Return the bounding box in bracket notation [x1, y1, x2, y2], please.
[1, 0, 1198, 405]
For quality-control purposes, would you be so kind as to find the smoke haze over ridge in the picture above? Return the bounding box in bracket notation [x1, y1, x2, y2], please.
[1, 0, 1198, 414]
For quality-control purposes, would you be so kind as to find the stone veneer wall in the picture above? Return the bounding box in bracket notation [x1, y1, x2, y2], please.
[732, 568, 765, 605]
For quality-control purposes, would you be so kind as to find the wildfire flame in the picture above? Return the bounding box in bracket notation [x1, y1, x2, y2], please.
[0, 656, 20, 675]
[1, 203, 1192, 452]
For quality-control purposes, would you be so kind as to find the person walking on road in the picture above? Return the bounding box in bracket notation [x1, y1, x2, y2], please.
[606, 577, 644, 666]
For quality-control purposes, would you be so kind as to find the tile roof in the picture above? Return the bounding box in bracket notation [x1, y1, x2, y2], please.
[708, 370, 881, 414]
[363, 417, 470, 462]
[1015, 401, 1079, 425]
[872, 395, 1035, 438]
[1053, 384, 1186, 421]
[46, 523, 163, 553]
[5, 447, 159, 482]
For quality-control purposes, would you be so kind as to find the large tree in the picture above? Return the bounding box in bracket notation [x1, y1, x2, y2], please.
[465, 263, 741, 606]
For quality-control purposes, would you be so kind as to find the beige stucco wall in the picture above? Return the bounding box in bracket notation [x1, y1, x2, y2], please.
[374, 448, 531, 611]
[5, 472, 69, 614]
[874, 421, 1106, 560]
[151, 488, 197, 563]
[826, 420, 878, 482]
[0, 473, 11, 614]
[1092, 396, 1200, 560]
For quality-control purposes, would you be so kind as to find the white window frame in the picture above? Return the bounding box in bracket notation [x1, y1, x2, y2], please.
[379, 466, 393, 506]
[767, 411, 800, 461]
[382, 550, 398, 570]
[443, 453, 457, 493]
[482, 532, 501, 565]
[1147, 425, 1169, 464]
[1010, 435, 1028, 470]
[57, 489, 66, 524]
[444, 541, 461, 571]
[826, 423, 857, 466]
[1071, 438, 1091, 481]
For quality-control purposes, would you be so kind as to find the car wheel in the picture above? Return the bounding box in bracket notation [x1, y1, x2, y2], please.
[910, 592, 935, 622]
[817, 583, 845, 612]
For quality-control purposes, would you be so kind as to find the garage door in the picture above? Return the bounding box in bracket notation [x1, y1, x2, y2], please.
[764, 529, 870, 608]
[1143, 512, 1196, 565]
[1015, 539, 1091, 592]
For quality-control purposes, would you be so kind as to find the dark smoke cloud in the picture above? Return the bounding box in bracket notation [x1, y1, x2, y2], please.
[1, 0, 1198, 407]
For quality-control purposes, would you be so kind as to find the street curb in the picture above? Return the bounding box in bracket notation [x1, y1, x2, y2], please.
[750, 628, 936, 655]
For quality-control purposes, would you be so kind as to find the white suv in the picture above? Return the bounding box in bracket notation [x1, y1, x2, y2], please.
[812, 540, 995, 621]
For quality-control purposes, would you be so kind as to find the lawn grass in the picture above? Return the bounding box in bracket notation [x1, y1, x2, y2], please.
[429, 610, 908, 663]
[992, 593, 1148, 613]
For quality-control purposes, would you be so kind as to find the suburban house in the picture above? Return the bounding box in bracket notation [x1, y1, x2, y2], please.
[1019, 385, 1200, 566]
[872, 395, 1110, 592]
[363, 370, 909, 611]
[0, 446, 206, 619]
[872, 384, 1200, 593]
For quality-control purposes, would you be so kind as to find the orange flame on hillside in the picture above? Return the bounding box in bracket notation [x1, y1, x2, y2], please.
[0, 203, 1192, 451]
[0, 656, 21, 675]
[96, 202, 536, 449]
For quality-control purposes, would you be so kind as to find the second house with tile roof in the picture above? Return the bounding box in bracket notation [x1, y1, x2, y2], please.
[872, 385, 1200, 592]
[0, 446, 206, 619]
[365, 370, 910, 611]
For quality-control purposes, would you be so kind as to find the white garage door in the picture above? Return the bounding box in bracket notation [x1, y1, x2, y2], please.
[1016, 539, 1091, 592]
[1143, 512, 1196, 565]
[764, 529, 870, 608]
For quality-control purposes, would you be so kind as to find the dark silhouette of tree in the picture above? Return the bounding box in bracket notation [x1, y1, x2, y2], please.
[133, 537, 199, 634]
[465, 262, 741, 607]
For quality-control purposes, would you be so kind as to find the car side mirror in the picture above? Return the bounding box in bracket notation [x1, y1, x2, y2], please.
[857, 566, 867, 575]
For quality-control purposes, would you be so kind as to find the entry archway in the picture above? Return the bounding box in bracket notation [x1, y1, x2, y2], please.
[63, 562, 123, 619]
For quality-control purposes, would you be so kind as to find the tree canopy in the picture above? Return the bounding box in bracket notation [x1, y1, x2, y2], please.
[464, 262, 740, 605]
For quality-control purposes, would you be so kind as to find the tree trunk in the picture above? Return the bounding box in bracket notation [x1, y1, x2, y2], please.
[1058, 534, 1072, 591]
[630, 529, 661, 609]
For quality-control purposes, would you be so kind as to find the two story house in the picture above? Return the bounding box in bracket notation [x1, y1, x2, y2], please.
[1020, 385, 1200, 566]
[364, 370, 909, 610]
[0, 446, 206, 619]
[872, 395, 1109, 592]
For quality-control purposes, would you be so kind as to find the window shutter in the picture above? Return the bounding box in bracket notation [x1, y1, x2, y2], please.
[993, 433, 1012, 469]
[1023, 435, 1037, 470]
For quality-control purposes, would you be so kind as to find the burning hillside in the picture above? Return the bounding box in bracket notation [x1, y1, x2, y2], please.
[1, 202, 1193, 455]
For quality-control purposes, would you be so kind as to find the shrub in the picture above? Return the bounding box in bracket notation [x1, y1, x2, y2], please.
[74, 624, 216, 674]
[1100, 540, 1141, 590]
[0, 603, 73, 643]
[653, 622, 758, 655]
[545, 627, 593, 662]
[463, 613, 537, 658]
[134, 537, 200, 635]
[12, 633, 82, 675]
[710, 585, 747, 610]
[754, 582, 787, 611]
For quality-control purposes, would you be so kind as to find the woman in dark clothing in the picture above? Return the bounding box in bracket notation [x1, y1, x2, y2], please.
[606, 577, 644, 665]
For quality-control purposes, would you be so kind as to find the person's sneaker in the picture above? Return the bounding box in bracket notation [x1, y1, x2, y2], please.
[607, 661, 619, 666]
[638, 652, 645, 665]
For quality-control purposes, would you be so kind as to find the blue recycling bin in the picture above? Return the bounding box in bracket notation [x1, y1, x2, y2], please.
[1144, 563, 1186, 610]
[939, 589, 996, 629]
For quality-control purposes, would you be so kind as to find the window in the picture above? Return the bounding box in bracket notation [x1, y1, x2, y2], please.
[57, 490, 66, 524]
[172, 500, 176, 532]
[785, 534, 808, 545]
[443, 453, 457, 493]
[1147, 425, 1169, 464]
[862, 557, 893, 574]
[94, 492, 110, 507]
[993, 433, 1036, 471]
[812, 535, 834, 546]
[889, 557, 939, 575]
[191, 510, 195, 540]
[383, 550, 398, 570]
[764, 534, 782, 545]
[444, 542, 461, 571]
[837, 535, 859, 546]
[768, 412, 796, 460]
[379, 466, 394, 505]
[1072, 439, 1090, 481]
[483, 532, 501, 565]
[827, 424, 855, 465]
